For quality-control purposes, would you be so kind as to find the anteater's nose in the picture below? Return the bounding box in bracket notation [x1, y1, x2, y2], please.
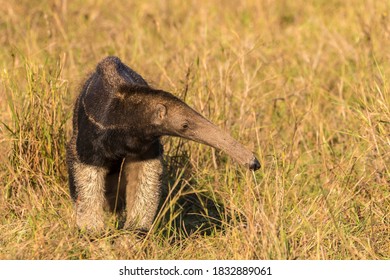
[249, 157, 261, 171]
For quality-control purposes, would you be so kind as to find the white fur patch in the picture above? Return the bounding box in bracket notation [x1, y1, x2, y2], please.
[73, 161, 108, 230]
[126, 157, 163, 230]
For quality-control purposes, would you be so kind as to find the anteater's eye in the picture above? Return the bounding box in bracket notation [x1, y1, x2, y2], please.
[182, 122, 189, 130]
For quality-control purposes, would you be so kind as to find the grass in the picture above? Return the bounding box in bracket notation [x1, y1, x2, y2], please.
[0, 0, 389, 259]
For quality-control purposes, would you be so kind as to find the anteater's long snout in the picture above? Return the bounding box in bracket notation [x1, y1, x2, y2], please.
[178, 113, 261, 171]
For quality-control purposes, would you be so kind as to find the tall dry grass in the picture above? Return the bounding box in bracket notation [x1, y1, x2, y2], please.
[0, 0, 389, 259]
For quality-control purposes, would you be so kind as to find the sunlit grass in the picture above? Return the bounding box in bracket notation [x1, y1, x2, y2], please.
[0, 0, 389, 259]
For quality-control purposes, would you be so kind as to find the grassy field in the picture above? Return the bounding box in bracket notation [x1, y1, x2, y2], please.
[0, 0, 389, 259]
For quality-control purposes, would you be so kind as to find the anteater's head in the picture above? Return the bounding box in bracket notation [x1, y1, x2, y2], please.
[149, 91, 260, 171]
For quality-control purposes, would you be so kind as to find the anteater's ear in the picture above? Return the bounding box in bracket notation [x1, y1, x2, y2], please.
[153, 103, 167, 124]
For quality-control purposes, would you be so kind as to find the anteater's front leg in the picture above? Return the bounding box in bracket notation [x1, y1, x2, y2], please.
[122, 156, 163, 231]
[72, 161, 108, 231]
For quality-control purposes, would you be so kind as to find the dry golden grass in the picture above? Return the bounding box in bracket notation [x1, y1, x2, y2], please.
[0, 0, 389, 259]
